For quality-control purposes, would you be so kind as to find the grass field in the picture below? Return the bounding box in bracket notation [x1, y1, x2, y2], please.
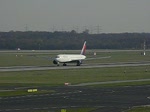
[30, 108, 96, 112]
[0, 66, 150, 86]
[126, 106, 150, 112]
[0, 50, 150, 66]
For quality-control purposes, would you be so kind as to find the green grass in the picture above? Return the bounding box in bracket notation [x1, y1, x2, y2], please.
[0, 50, 150, 66]
[0, 90, 55, 97]
[86, 50, 150, 64]
[0, 66, 149, 86]
[0, 53, 53, 66]
[57, 108, 96, 112]
[126, 106, 150, 112]
[31, 108, 96, 112]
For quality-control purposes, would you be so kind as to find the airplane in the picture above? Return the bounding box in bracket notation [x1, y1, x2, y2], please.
[53, 41, 87, 66]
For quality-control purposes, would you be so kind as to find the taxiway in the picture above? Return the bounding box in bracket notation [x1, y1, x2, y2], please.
[0, 86, 150, 112]
[0, 61, 150, 72]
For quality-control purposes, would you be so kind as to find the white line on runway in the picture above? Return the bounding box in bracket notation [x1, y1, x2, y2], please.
[71, 79, 150, 86]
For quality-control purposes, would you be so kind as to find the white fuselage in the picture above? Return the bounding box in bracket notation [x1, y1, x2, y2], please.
[53, 41, 87, 66]
[55, 54, 86, 63]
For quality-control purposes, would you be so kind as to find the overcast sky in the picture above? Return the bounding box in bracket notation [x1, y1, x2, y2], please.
[0, 0, 150, 33]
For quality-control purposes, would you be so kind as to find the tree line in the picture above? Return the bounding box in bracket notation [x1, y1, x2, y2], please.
[0, 31, 149, 50]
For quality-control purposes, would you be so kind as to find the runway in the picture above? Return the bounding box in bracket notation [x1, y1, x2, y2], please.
[0, 85, 150, 112]
[0, 61, 150, 72]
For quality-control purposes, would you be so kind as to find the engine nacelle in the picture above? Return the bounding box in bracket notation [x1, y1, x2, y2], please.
[53, 60, 58, 64]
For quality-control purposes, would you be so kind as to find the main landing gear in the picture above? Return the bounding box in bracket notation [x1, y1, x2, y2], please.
[76, 61, 81, 66]
[63, 63, 67, 66]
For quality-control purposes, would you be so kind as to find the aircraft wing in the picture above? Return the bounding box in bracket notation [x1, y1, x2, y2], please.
[28, 55, 54, 60]
[86, 56, 111, 60]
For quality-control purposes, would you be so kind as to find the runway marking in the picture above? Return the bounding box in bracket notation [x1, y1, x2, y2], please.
[147, 97, 150, 100]
[0, 106, 86, 112]
[15, 86, 38, 90]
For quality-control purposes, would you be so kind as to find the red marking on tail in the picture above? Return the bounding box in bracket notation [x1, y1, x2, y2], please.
[81, 41, 86, 55]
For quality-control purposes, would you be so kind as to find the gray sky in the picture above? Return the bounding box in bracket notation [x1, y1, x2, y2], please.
[0, 0, 150, 33]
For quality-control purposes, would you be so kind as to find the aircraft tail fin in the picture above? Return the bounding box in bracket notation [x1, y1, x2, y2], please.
[81, 41, 86, 55]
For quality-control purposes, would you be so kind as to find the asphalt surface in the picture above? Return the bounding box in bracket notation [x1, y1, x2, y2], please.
[0, 61, 150, 72]
[0, 85, 150, 112]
